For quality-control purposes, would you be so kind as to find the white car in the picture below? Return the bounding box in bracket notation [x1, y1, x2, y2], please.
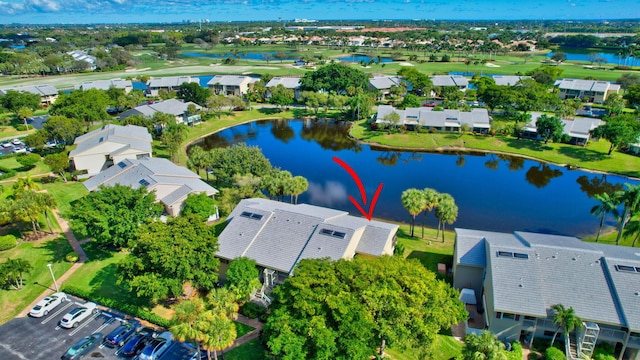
[29, 292, 68, 317]
[59, 302, 98, 329]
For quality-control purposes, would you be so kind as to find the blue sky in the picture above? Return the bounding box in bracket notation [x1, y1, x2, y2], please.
[0, 0, 637, 24]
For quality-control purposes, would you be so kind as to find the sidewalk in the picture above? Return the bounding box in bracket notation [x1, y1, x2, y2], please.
[16, 209, 88, 317]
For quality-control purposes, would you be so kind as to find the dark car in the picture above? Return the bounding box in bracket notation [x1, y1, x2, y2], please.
[121, 327, 155, 358]
[104, 320, 140, 347]
[61, 332, 103, 360]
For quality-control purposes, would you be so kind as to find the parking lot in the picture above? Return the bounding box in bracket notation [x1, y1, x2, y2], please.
[0, 295, 141, 360]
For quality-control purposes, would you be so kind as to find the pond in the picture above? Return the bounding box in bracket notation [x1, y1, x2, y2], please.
[189, 119, 637, 238]
[336, 55, 394, 63]
[546, 49, 636, 66]
[181, 51, 299, 61]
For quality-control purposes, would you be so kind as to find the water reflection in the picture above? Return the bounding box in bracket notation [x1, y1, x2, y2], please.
[299, 119, 361, 152]
[270, 119, 295, 143]
[377, 151, 402, 166]
[576, 175, 624, 198]
[526, 164, 564, 188]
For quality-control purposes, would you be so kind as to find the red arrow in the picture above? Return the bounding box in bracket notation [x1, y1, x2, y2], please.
[333, 156, 383, 221]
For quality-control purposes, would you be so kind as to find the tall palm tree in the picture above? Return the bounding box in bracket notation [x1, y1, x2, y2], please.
[421, 188, 440, 239]
[550, 304, 583, 347]
[170, 299, 208, 357]
[36, 192, 57, 234]
[290, 176, 308, 205]
[4, 258, 32, 290]
[590, 192, 620, 242]
[614, 184, 640, 245]
[401, 188, 426, 238]
[12, 175, 40, 195]
[435, 194, 459, 243]
[14, 190, 43, 236]
[201, 314, 237, 360]
[187, 146, 208, 177]
[623, 219, 640, 247]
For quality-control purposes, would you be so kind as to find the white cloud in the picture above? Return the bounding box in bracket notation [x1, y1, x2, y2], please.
[0, 1, 25, 14]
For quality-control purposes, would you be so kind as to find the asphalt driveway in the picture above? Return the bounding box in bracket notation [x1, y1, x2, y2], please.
[0, 296, 136, 360]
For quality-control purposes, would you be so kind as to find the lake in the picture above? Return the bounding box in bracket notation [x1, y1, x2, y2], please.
[546, 49, 636, 66]
[181, 51, 299, 61]
[190, 119, 637, 238]
[336, 55, 394, 63]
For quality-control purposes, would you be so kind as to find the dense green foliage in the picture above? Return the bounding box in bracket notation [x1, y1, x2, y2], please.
[300, 62, 369, 93]
[181, 192, 218, 221]
[226, 257, 261, 301]
[263, 256, 466, 359]
[49, 89, 110, 127]
[544, 346, 566, 360]
[591, 114, 640, 155]
[69, 184, 163, 248]
[118, 215, 220, 301]
[178, 82, 211, 106]
[208, 143, 272, 187]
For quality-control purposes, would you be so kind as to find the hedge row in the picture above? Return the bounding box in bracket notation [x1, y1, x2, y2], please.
[62, 285, 172, 329]
[0, 165, 16, 180]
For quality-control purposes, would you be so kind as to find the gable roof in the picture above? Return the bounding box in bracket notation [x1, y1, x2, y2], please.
[431, 75, 469, 87]
[83, 157, 218, 209]
[376, 105, 490, 129]
[77, 79, 132, 91]
[266, 77, 302, 89]
[119, 99, 201, 119]
[217, 198, 398, 274]
[69, 124, 152, 158]
[368, 76, 403, 90]
[207, 75, 258, 86]
[554, 78, 620, 93]
[0, 84, 58, 97]
[490, 75, 531, 86]
[146, 76, 199, 88]
[455, 228, 640, 331]
[524, 112, 602, 139]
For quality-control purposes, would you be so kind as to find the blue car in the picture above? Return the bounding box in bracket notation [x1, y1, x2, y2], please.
[121, 327, 155, 357]
[104, 320, 140, 347]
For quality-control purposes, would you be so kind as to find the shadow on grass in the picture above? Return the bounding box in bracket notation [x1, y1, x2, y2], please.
[501, 137, 553, 152]
[88, 263, 151, 307]
[82, 242, 115, 262]
[406, 250, 453, 273]
[557, 145, 606, 162]
[43, 235, 74, 263]
[257, 108, 284, 116]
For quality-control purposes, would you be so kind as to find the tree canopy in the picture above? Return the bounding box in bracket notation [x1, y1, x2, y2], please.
[178, 82, 211, 106]
[119, 215, 220, 301]
[181, 192, 217, 222]
[300, 63, 369, 93]
[590, 114, 640, 155]
[535, 114, 565, 144]
[397, 67, 432, 95]
[226, 257, 261, 301]
[263, 256, 466, 359]
[69, 184, 163, 248]
[208, 143, 272, 187]
[0, 90, 40, 113]
[49, 89, 110, 127]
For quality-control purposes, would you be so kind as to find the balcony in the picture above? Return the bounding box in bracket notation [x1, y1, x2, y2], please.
[628, 335, 640, 348]
[523, 319, 537, 330]
[598, 327, 627, 342]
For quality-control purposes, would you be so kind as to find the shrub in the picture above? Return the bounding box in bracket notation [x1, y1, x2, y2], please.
[545, 346, 566, 360]
[507, 342, 523, 360]
[394, 243, 405, 257]
[0, 166, 16, 180]
[0, 234, 17, 251]
[240, 301, 267, 320]
[65, 251, 79, 263]
[593, 342, 616, 360]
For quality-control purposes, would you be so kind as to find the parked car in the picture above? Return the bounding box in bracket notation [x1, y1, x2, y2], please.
[121, 327, 155, 358]
[136, 331, 172, 360]
[104, 320, 140, 347]
[60, 332, 103, 360]
[29, 292, 68, 318]
[156, 341, 198, 360]
[59, 302, 98, 329]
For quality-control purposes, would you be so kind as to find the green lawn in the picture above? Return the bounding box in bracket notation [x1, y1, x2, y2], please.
[386, 334, 464, 360]
[41, 181, 88, 217]
[235, 321, 255, 338]
[225, 338, 267, 360]
[0, 235, 73, 324]
[0, 156, 52, 180]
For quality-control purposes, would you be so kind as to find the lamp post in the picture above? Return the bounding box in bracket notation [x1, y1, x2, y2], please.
[47, 264, 59, 292]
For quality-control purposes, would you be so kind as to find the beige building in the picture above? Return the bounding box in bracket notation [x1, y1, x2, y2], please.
[0, 84, 59, 107]
[207, 75, 258, 96]
[69, 124, 152, 176]
[554, 79, 621, 104]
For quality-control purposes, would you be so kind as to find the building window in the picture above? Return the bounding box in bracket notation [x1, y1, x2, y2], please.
[496, 312, 519, 321]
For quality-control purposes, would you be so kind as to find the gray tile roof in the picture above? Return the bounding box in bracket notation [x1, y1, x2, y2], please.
[554, 78, 618, 93]
[526, 112, 602, 140]
[265, 77, 301, 89]
[77, 79, 132, 91]
[368, 76, 402, 90]
[455, 228, 640, 330]
[490, 75, 531, 86]
[0, 84, 58, 97]
[376, 105, 490, 129]
[26, 115, 49, 130]
[146, 76, 199, 89]
[217, 198, 398, 274]
[83, 157, 218, 209]
[207, 75, 258, 86]
[69, 124, 152, 157]
[119, 99, 201, 120]
[431, 75, 469, 87]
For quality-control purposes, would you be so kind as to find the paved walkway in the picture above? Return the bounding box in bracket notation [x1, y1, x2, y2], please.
[16, 209, 88, 317]
[219, 314, 264, 355]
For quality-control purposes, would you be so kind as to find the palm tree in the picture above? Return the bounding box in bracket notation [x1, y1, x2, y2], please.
[614, 184, 640, 245]
[623, 219, 640, 247]
[12, 175, 40, 195]
[201, 314, 237, 360]
[590, 192, 620, 242]
[17, 106, 33, 131]
[170, 299, 208, 357]
[14, 190, 43, 236]
[421, 188, 440, 239]
[206, 287, 239, 320]
[435, 194, 459, 242]
[550, 304, 583, 347]
[187, 146, 208, 177]
[4, 258, 32, 290]
[290, 176, 308, 205]
[401, 188, 426, 238]
[36, 192, 57, 234]
[462, 331, 506, 360]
